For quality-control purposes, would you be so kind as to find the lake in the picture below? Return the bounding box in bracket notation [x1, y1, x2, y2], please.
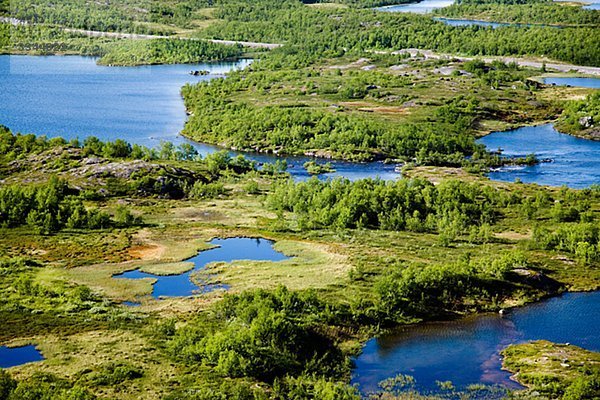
[352, 291, 600, 395]
[0, 345, 44, 368]
[0, 55, 252, 146]
[1, 55, 598, 186]
[477, 124, 600, 189]
[375, 0, 454, 13]
[114, 237, 290, 298]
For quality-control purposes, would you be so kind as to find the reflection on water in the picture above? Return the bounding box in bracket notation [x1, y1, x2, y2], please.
[114, 237, 289, 298]
[352, 291, 600, 394]
[0, 55, 252, 146]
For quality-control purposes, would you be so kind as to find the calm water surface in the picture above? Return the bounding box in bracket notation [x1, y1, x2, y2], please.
[0, 55, 399, 181]
[115, 238, 289, 298]
[542, 76, 600, 89]
[1, 55, 598, 185]
[478, 124, 600, 188]
[352, 291, 600, 394]
[376, 0, 454, 13]
[0, 55, 252, 146]
[0, 345, 44, 368]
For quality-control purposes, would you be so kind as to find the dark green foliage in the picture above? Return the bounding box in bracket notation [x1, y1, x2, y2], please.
[1, 372, 95, 400]
[200, 0, 600, 67]
[0, 177, 139, 233]
[99, 39, 243, 66]
[8, 0, 175, 35]
[0, 370, 16, 400]
[168, 287, 351, 383]
[268, 178, 501, 233]
[375, 252, 531, 319]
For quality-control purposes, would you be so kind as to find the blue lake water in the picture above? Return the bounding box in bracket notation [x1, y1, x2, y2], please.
[0, 55, 399, 181]
[1, 55, 598, 186]
[477, 124, 600, 189]
[0, 55, 252, 146]
[435, 17, 506, 28]
[352, 291, 600, 395]
[114, 237, 290, 298]
[542, 76, 600, 89]
[376, 0, 455, 13]
[0, 345, 44, 368]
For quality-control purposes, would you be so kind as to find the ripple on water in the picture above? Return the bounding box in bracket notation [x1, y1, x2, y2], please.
[478, 124, 600, 188]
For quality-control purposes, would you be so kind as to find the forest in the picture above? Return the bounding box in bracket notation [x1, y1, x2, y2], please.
[435, 0, 600, 27]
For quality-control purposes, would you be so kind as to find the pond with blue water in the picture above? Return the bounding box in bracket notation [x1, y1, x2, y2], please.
[352, 291, 600, 395]
[114, 237, 290, 298]
[0, 345, 44, 368]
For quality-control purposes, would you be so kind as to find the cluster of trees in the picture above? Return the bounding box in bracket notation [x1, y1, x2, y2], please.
[165, 287, 355, 387]
[436, 1, 600, 27]
[376, 252, 532, 319]
[198, 0, 600, 67]
[532, 223, 600, 265]
[557, 93, 600, 134]
[0, 177, 141, 233]
[182, 72, 483, 162]
[267, 178, 503, 234]
[5, 0, 176, 35]
[98, 39, 242, 66]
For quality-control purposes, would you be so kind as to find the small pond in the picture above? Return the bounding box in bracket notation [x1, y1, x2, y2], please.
[478, 124, 600, 189]
[0, 345, 44, 368]
[352, 291, 600, 395]
[115, 237, 290, 298]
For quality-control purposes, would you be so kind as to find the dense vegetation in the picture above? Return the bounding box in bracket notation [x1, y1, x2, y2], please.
[3, 0, 600, 66]
[268, 178, 502, 233]
[97, 38, 242, 66]
[436, 1, 600, 27]
[196, 0, 600, 66]
[1, 0, 600, 397]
